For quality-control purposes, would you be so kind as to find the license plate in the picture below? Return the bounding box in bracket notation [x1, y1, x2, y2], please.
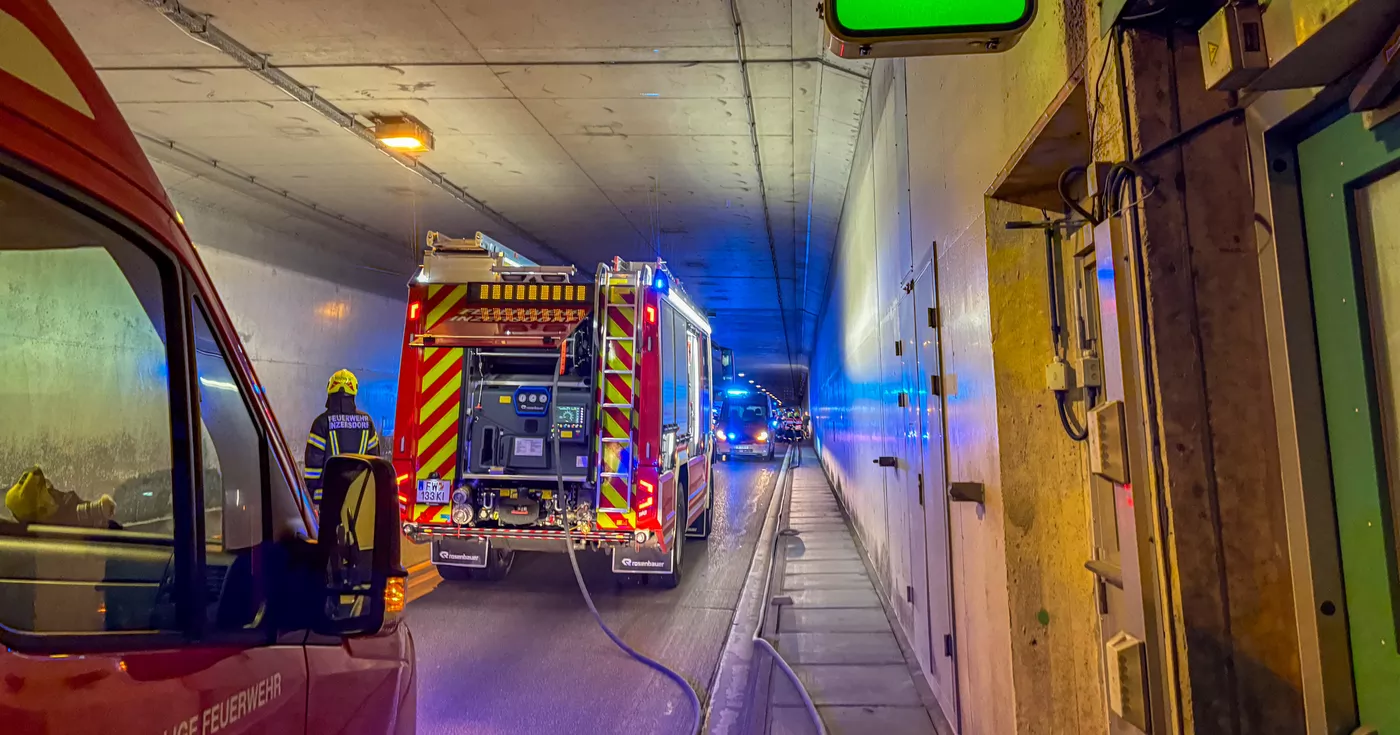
[417, 479, 450, 504]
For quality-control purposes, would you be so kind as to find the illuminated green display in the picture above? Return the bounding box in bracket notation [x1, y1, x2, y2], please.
[832, 0, 1033, 34]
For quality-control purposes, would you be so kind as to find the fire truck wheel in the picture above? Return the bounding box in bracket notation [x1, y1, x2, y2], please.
[656, 536, 684, 589]
[436, 564, 474, 582]
[478, 548, 515, 581]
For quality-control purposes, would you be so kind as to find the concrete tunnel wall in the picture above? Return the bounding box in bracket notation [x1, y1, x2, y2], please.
[809, 4, 1112, 732]
[163, 167, 411, 461]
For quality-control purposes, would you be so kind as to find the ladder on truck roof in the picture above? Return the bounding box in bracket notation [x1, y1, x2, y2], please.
[595, 261, 641, 526]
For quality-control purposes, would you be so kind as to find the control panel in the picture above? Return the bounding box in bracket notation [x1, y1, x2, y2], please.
[471, 380, 592, 474]
[555, 404, 586, 443]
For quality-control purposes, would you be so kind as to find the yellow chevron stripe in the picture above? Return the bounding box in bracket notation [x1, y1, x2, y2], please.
[604, 379, 632, 406]
[597, 513, 617, 529]
[419, 370, 463, 423]
[601, 484, 628, 510]
[426, 285, 467, 328]
[420, 347, 460, 392]
[418, 403, 461, 452]
[603, 411, 629, 438]
[607, 305, 635, 336]
[418, 436, 459, 481]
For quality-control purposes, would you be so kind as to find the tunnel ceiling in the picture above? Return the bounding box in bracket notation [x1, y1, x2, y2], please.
[52, 0, 871, 403]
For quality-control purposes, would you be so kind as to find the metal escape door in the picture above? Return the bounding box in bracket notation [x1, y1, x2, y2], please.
[913, 254, 958, 725]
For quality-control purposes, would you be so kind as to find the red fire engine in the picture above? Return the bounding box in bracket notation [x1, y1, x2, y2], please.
[394, 234, 715, 587]
[0, 1, 413, 732]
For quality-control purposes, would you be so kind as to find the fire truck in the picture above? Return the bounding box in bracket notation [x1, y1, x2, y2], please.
[394, 233, 715, 587]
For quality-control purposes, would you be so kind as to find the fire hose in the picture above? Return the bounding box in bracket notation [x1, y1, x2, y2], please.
[551, 354, 702, 735]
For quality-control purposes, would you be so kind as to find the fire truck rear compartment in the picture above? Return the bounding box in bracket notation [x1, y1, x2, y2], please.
[468, 376, 591, 477]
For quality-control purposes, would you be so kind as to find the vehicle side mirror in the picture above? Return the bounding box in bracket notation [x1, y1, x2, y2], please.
[314, 455, 406, 637]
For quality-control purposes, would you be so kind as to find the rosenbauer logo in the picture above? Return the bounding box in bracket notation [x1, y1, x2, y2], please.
[440, 549, 483, 564]
[621, 558, 668, 569]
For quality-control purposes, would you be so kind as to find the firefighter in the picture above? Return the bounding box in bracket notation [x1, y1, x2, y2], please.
[304, 369, 380, 505]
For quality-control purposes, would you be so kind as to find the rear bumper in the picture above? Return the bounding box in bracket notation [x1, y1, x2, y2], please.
[404, 523, 634, 547]
[728, 443, 771, 456]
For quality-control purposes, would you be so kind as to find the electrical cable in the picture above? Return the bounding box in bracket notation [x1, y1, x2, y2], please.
[1056, 392, 1090, 442]
[1058, 166, 1100, 225]
[551, 349, 702, 735]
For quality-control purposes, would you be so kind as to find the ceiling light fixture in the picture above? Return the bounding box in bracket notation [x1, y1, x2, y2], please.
[373, 115, 434, 153]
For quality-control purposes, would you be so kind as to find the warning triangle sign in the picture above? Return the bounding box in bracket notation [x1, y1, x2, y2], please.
[1207, 42, 1220, 65]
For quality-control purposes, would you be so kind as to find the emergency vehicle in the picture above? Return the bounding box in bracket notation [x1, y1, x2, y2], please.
[0, 2, 415, 732]
[393, 235, 715, 587]
[715, 389, 777, 461]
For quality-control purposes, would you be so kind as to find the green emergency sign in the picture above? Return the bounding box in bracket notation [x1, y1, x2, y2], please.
[829, 0, 1035, 37]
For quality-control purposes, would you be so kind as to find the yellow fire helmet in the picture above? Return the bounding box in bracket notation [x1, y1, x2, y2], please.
[6, 466, 59, 523]
[327, 369, 359, 396]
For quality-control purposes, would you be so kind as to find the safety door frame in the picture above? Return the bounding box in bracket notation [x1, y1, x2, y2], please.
[1257, 104, 1400, 733]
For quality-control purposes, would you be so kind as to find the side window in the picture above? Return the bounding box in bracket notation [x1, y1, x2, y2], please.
[661, 302, 676, 426]
[191, 301, 268, 633]
[0, 172, 179, 635]
[675, 319, 690, 436]
[192, 301, 264, 551]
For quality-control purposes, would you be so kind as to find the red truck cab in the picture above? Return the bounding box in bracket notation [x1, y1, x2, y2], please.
[0, 2, 415, 732]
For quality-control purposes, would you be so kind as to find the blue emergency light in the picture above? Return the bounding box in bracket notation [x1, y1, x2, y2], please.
[726, 388, 750, 396]
[653, 272, 670, 294]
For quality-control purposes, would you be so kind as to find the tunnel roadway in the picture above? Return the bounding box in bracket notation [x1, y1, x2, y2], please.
[405, 457, 781, 735]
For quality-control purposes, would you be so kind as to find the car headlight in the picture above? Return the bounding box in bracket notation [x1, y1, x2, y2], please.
[757, 431, 769, 441]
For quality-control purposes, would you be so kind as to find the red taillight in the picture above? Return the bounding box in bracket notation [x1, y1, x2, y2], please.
[397, 493, 409, 505]
[637, 479, 656, 520]
[646, 305, 656, 323]
[408, 302, 421, 320]
[396, 473, 409, 485]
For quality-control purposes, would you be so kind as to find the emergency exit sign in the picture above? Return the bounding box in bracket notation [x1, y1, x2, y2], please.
[823, 0, 1037, 57]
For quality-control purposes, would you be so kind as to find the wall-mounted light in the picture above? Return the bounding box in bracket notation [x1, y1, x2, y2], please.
[373, 115, 434, 153]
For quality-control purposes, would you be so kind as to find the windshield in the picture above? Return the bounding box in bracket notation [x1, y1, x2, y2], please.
[724, 401, 769, 423]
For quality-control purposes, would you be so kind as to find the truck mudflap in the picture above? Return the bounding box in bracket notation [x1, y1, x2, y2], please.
[433, 536, 490, 568]
[611, 544, 673, 575]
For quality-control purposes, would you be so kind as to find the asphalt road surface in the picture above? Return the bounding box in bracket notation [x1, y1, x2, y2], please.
[408, 456, 781, 735]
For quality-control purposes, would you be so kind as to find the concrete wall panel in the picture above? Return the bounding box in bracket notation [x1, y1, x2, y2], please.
[163, 175, 409, 461]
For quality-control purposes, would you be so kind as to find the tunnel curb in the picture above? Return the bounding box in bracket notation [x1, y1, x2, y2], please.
[703, 446, 794, 733]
